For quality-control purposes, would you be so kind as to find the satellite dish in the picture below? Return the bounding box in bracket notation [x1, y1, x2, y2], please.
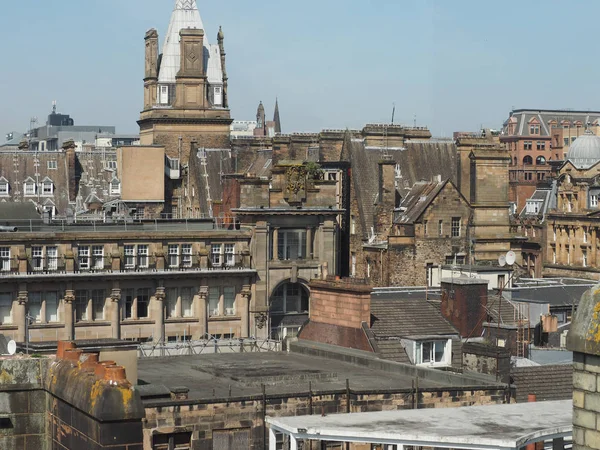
[7, 340, 16, 356]
[498, 255, 507, 267]
[505, 251, 516, 266]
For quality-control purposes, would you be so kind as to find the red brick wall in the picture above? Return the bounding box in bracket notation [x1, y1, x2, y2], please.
[309, 280, 371, 329]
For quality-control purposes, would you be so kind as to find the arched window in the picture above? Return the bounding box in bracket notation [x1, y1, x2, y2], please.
[523, 155, 533, 165]
[536, 156, 546, 165]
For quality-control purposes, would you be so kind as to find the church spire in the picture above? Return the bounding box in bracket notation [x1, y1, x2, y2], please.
[175, 0, 197, 10]
[273, 98, 281, 134]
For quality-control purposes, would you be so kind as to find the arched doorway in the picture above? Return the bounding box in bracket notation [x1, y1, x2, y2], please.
[269, 281, 309, 340]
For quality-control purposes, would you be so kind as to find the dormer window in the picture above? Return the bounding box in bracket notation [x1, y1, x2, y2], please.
[41, 178, 54, 196]
[0, 178, 9, 197]
[213, 86, 222, 106]
[530, 124, 540, 135]
[23, 178, 36, 196]
[525, 201, 540, 214]
[110, 178, 121, 195]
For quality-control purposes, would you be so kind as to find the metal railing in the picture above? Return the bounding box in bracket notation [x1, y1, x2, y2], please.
[138, 335, 281, 358]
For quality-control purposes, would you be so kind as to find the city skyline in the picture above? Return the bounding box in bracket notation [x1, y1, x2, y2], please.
[2, 0, 600, 138]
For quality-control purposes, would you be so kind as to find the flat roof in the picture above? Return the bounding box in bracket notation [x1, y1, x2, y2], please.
[136, 351, 502, 406]
[267, 400, 572, 450]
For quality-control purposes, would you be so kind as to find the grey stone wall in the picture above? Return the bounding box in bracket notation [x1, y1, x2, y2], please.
[573, 352, 600, 449]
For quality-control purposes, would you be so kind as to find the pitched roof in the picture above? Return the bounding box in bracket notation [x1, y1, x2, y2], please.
[511, 364, 573, 403]
[349, 139, 458, 239]
[0, 202, 40, 221]
[159, 0, 222, 85]
[502, 109, 600, 138]
[394, 180, 445, 224]
[370, 297, 459, 339]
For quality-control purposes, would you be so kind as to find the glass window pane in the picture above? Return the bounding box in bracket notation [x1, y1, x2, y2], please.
[75, 290, 88, 321]
[0, 293, 12, 324]
[434, 341, 445, 363]
[208, 287, 220, 317]
[166, 288, 178, 318]
[123, 289, 134, 320]
[46, 292, 58, 323]
[181, 288, 193, 318]
[224, 287, 235, 316]
[28, 292, 42, 323]
[422, 341, 433, 362]
[137, 288, 150, 318]
[92, 290, 105, 321]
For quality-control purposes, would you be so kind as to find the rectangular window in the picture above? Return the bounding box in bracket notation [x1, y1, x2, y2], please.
[75, 290, 89, 321]
[278, 229, 307, 260]
[0, 293, 12, 324]
[524, 172, 532, 181]
[165, 288, 178, 319]
[168, 245, 179, 268]
[124, 245, 135, 269]
[529, 124, 540, 135]
[591, 195, 598, 208]
[181, 244, 192, 267]
[498, 274, 506, 289]
[92, 245, 104, 270]
[524, 141, 532, 150]
[350, 216, 356, 235]
[92, 289, 105, 321]
[0, 247, 10, 272]
[47, 246, 57, 270]
[28, 292, 42, 323]
[211, 244, 222, 267]
[137, 245, 148, 268]
[0, 182, 8, 196]
[42, 182, 53, 196]
[78, 246, 90, 270]
[564, 137, 569, 147]
[438, 220, 443, 236]
[24, 182, 35, 196]
[137, 288, 150, 318]
[181, 287, 193, 318]
[351, 253, 356, 277]
[224, 244, 235, 266]
[208, 287, 220, 317]
[584, 227, 588, 243]
[451, 217, 461, 238]
[583, 250, 588, 267]
[536, 141, 546, 150]
[122, 288, 134, 320]
[46, 291, 58, 323]
[224, 287, 236, 316]
[416, 340, 448, 365]
[32, 246, 43, 271]
[423, 220, 428, 236]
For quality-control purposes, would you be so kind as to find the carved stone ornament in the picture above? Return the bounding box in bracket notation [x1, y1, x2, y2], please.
[254, 312, 268, 329]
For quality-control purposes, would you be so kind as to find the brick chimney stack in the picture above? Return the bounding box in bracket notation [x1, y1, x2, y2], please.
[440, 278, 488, 338]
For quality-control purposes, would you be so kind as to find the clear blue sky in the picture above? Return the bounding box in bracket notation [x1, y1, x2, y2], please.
[2, 0, 599, 138]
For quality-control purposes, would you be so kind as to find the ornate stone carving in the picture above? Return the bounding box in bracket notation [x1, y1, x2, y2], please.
[254, 312, 268, 330]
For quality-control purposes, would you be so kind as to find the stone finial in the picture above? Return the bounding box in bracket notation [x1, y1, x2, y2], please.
[217, 26, 224, 41]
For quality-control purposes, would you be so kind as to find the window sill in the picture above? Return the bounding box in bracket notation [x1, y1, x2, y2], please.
[29, 323, 63, 329]
[208, 316, 241, 321]
[121, 319, 154, 325]
[165, 317, 198, 323]
[0, 325, 17, 330]
[75, 321, 111, 327]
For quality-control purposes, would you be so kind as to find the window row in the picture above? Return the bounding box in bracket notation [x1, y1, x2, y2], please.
[0, 177, 54, 197]
[0, 243, 242, 272]
[0, 286, 241, 325]
[522, 141, 546, 150]
[423, 217, 462, 238]
[522, 155, 546, 165]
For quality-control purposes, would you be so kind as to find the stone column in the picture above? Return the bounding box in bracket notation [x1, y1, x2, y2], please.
[306, 227, 313, 260]
[153, 287, 165, 344]
[15, 290, 27, 342]
[240, 285, 251, 338]
[63, 290, 75, 341]
[272, 228, 279, 261]
[110, 288, 121, 339]
[197, 286, 208, 337]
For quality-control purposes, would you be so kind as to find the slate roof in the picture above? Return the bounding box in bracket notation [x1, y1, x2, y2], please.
[348, 139, 457, 239]
[511, 364, 573, 403]
[370, 297, 459, 339]
[190, 148, 233, 217]
[0, 203, 41, 221]
[519, 183, 557, 219]
[395, 180, 446, 224]
[485, 295, 522, 327]
[502, 109, 600, 138]
[506, 281, 595, 307]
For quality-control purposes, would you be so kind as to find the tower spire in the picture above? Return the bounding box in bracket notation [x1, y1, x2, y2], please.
[175, 0, 197, 10]
[273, 98, 281, 134]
